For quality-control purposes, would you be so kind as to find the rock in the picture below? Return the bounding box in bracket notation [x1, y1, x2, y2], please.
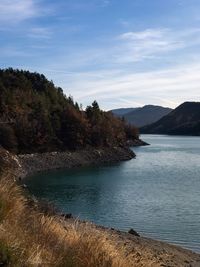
[61, 213, 73, 219]
[127, 139, 149, 147]
[17, 147, 136, 177]
[128, 228, 140, 237]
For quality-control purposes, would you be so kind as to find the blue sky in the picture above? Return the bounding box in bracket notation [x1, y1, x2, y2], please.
[1, 0, 200, 110]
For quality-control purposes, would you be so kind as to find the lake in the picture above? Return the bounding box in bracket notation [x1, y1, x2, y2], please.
[26, 135, 200, 252]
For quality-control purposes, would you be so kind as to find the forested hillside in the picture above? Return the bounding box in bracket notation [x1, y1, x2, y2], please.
[0, 68, 138, 153]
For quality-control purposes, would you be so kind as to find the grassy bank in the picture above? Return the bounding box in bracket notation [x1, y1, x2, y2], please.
[0, 148, 134, 267]
[0, 173, 134, 267]
[0, 148, 200, 267]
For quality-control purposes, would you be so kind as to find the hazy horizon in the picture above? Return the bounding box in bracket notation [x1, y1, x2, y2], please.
[1, 0, 200, 110]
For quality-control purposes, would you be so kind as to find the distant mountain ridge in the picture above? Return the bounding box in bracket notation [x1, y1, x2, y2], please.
[111, 108, 139, 116]
[141, 102, 200, 136]
[111, 105, 172, 127]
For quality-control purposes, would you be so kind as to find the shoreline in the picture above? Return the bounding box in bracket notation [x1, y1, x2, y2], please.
[17, 146, 135, 178]
[1, 146, 200, 266]
[60, 217, 200, 267]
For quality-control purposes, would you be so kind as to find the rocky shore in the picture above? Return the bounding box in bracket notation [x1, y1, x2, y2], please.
[17, 146, 135, 178]
[127, 138, 150, 147]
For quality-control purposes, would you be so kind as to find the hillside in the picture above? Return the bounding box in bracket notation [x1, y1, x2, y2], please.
[0, 68, 139, 153]
[111, 105, 172, 127]
[111, 107, 138, 116]
[141, 102, 200, 135]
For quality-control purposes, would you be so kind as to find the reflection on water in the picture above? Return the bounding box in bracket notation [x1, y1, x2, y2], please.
[26, 135, 200, 252]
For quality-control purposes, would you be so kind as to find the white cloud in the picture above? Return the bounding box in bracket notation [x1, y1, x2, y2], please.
[0, 0, 39, 24]
[30, 27, 200, 109]
[51, 27, 200, 70]
[50, 62, 200, 110]
[116, 28, 196, 63]
[2, 23, 200, 110]
[119, 29, 166, 40]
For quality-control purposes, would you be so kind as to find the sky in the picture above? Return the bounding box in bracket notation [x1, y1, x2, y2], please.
[0, 0, 200, 110]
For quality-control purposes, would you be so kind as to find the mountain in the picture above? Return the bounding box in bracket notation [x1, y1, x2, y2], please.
[124, 105, 173, 127]
[111, 108, 139, 116]
[111, 105, 172, 127]
[141, 102, 200, 135]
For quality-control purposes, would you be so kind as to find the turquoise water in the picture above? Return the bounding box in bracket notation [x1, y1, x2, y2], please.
[26, 135, 200, 252]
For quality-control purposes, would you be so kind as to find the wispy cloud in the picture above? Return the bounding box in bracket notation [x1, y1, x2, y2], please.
[27, 27, 52, 39]
[118, 19, 131, 28]
[1, 1, 200, 110]
[0, 0, 39, 24]
[47, 61, 200, 110]
[101, 0, 111, 7]
[119, 29, 166, 40]
[57, 27, 200, 70]
[59, 0, 111, 12]
[116, 28, 188, 63]
[117, 28, 200, 63]
[50, 27, 200, 71]
[24, 26, 200, 109]
[0, 45, 31, 58]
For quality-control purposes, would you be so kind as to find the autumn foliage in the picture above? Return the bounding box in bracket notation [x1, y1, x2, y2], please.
[0, 68, 139, 153]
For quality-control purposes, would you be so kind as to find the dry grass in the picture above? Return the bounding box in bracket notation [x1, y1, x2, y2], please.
[1, 149, 200, 267]
[0, 171, 132, 267]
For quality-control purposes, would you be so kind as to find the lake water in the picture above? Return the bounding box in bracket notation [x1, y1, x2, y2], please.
[26, 135, 200, 252]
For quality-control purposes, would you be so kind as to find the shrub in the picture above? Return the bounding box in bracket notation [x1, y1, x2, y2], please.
[0, 125, 18, 153]
[0, 241, 15, 266]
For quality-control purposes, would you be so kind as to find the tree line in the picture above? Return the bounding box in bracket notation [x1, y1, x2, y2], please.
[0, 68, 139, 153]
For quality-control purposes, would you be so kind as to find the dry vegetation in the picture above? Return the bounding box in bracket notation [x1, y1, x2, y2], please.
[1, 149, 200, 267]
[0, 172, 132, 266]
